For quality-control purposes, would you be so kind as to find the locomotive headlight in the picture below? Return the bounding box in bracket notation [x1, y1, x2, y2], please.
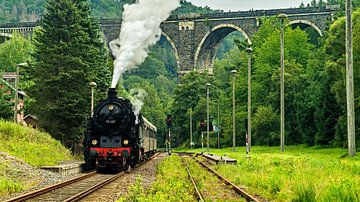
[123, 139, 129, 145]
[92, 139, 98, 145]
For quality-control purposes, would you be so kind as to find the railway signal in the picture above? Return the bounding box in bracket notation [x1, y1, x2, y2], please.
[166, 114, 172, 154]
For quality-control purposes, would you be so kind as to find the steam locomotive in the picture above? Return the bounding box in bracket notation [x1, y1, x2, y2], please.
[83, 88, 157, 171]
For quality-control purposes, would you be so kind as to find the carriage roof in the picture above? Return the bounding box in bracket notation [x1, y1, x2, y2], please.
[142, 116, 157, 132]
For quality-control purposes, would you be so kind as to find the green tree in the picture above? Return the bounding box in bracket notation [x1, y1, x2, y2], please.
[29, 0, 111, 151]
[323, 9, 360, 147]
[0, 32, 32, 72]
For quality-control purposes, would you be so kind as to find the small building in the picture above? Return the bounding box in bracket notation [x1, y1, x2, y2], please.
[23, 114, 38, 129]
[1, 72, 26, 123]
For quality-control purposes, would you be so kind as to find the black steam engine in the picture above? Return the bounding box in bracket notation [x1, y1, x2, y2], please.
[83, 88, 157, 171]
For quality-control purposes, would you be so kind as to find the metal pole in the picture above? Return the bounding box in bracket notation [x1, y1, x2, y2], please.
[278, 13, 287, 153]
[231, 70, 237, 152]
[346, 0, 356, 157]
[201, 131, 204, 152]
[206, 83, 210, 151]
[169, 128, 171, 154]
[13, 65, 20, 123]
[217, 101, 220, 149]
[190, 108, 193, 149]
[246, 48, 253, 152]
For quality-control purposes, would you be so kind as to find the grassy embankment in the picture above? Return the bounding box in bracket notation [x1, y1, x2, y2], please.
[176, 146, 360, 201]
[0, 120, 72, 196]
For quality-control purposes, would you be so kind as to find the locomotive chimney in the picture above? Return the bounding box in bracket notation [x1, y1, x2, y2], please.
[108, 88, 118, 99]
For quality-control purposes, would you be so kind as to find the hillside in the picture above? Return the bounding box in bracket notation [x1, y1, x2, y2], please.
[0, 121, 72, 197]
[0, 0, 213, 24]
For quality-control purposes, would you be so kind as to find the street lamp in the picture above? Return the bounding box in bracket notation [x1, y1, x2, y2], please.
[89, 82, 97, 117]
[277, 13, 287, 153]
[231, 70, 237, 152]
[206, 82, 211, 152]
[14, 63, 27, 123]
[246, 47, 253, 153]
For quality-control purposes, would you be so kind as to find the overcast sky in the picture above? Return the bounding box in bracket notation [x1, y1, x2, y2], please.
[188, 0, 317, 11]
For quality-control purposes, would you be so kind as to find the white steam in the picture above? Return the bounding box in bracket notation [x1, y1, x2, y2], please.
[130, 89, 148, 124]
[110, 0, 180, 88]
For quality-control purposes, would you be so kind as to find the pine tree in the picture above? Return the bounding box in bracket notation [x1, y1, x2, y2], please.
[30, 0, 111, 151]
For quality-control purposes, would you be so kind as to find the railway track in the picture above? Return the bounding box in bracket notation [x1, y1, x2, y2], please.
[6, 153, 160, 202]
[5, 171, 125, 202]
[179, 153, 262, 202]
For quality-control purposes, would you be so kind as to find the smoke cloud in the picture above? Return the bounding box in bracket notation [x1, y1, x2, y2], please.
[130, 88, 148, 124]
[110, 0, 180, 88]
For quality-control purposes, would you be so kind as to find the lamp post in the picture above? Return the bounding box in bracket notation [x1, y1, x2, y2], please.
[346, 0, 356, 156]
[206, 82, 211, 152]
[89, 82, 97, 117]
[246, 47, 253, 152]
[231, 70, 237, 152]
[14, 63, 27, 123]
[277, 13, 287, 153]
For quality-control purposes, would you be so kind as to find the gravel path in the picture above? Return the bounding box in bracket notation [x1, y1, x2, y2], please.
[80, 153, 167, 202]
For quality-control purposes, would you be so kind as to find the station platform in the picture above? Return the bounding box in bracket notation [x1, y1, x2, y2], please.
[202, 153, 237, 165]
[41, 160, 84, 177]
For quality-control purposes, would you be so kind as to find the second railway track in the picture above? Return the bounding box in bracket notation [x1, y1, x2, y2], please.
[179, 152, 263, 202]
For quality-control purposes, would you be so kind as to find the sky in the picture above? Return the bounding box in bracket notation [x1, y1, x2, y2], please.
[188, 0, 316, 11]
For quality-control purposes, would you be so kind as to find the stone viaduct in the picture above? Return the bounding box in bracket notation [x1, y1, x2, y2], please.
[0, 7, 337, 74]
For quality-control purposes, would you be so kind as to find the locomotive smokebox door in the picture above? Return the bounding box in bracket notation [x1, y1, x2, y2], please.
[100, 136, 122, 148]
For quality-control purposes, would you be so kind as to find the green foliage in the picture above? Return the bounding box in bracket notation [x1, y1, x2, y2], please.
[172, 0, 218, 15]
[0, 32, 32, 72]
[0, 120, 72, 166]
[28, 0, 111, 151]
[171, 71, 220, 146]
[0, 176, 23, 196]
[0, 0, 134, 23]
[322, 9, 360, 147]
[253, 106, 279, 145]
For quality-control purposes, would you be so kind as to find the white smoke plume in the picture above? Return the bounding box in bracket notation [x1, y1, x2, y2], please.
[110, 0, 180, 88]
[130, 88, 148, 124]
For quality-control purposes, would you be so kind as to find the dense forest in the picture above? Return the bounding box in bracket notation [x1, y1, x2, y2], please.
[0, 0, 359, 151]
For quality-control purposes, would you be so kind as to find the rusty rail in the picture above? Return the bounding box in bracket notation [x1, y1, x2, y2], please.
[5, 172, 96, 202]
[193, 157, 261, 202]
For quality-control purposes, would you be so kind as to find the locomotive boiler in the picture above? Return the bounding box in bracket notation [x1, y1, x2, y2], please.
[83, 88, 157, 171]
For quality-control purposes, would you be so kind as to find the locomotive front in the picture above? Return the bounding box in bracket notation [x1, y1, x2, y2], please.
[84, 88, 138, 171]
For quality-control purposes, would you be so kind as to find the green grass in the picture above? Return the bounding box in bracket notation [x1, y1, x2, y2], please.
[175, 145, 360, 201]
[0, 120, 72, 196]
[118, 155, 196, 202]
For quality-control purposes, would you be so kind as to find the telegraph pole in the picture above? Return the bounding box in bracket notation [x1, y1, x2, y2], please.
[246, 47, 253, 152]
[278, 13, 287, 153]
[346, 0, 356, 157]
[206, 83, 211, 151]
[231, 70, 237, 152]
[217, 101, 220, 149]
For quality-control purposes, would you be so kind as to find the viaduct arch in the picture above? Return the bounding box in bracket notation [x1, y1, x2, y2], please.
[0, 7, 336, 74]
